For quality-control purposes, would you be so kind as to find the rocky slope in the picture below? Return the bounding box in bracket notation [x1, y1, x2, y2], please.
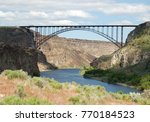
[91, 22, 150, 73]
[39, 36, 118, 68]
[38, 51, 57, 71]
[0, 27, 39, 76]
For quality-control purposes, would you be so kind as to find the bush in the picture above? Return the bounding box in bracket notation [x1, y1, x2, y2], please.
[83, 68, 141, 87]
[0, 96, 51, 105]
[49, 81, 62, 89]
[2, 70, 28, 80]
[139, 74, 150, 90]
[129, 92, 150, 104]
[69, 96, 80, 104]
[32, 77, 44, 88]
[16, 85, 26, 98]
[142, 90, 150, 99]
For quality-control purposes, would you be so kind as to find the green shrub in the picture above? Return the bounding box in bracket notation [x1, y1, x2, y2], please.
[32, 77, 44, 88]
[83, 68, 141, 87]
[139, 74, 150, 90]
[129, 92, 150, 104]
[16, 85, 26, 98]
[142, 90, 150, 99]
[0, 96, 51, 105]
[2, 70, 28, 80]
[49, 81, 62, 89]
[69, 96, 80, 105]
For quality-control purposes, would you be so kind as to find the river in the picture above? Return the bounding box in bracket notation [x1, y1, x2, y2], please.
[40, 69, 138, 93]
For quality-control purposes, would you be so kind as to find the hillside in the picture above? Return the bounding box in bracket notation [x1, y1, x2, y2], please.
[0, 70, 150, 105]
[91, 22, 150, 72]
[39, 36, 118, 69]
[84, 22, 150, 90]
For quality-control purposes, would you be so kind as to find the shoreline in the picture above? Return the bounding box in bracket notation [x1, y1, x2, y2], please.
[84, 75, 139, 91]
[40, 68, 140, 92]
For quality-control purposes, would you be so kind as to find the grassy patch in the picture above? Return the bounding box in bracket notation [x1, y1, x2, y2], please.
[139, 74, 150, 90]
[0, 96, 51, 105]
[31, 77, 45, 88]
[15, 85, 26, 98]
[83, 67, 150, 90]
[83, 67, 141, 86]
[69, 96, 81, 104]
[49, 81, 62, 90]
[128, 35, 150, 51]
[2, 70, 29, 80]
[69, 85, 107, 105]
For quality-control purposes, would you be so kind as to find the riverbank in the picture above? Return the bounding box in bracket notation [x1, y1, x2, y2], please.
[82, 67, 150, 91]
[0, 70, 150, 105]
[86, 76, 136, 89]
[41, 69, 138, 93]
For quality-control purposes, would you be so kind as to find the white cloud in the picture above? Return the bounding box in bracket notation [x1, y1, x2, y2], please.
[29, 11, 49, 18]
[54, 10, 91, 18]
[49, 20, 77, 25]
[98, 3, 150, 15]
[0, 11, 16, 20]
[0, 0, 150, 25]
[140, 13, 150, 22]
[110, 20, 133, 25]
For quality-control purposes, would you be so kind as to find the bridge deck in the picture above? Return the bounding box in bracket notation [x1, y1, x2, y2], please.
[20, 25, 138, 28]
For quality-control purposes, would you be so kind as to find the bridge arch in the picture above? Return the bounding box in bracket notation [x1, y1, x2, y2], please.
[36, 27, 121, 48]
[22, 25, 137, 49]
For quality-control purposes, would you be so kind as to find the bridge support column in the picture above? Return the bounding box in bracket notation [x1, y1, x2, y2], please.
[121, 26, 124, 47]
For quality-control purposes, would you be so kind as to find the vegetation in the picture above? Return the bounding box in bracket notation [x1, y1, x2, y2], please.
[0, 70, 150, 105]
[16, 85, 26, 98]
[83, 67, 150, 90]
[139, 74, 150, 90]
[84, 24, 150, 91]
[128, 35, 150, 51]
[31, 77, 45, 88]
[0, 96, 50, 105]
[2, 70, 29, 80]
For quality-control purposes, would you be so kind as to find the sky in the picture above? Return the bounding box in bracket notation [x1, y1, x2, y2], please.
[0, 0, 150, 40]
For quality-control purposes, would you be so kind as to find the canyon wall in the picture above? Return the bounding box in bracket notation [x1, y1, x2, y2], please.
[39, 36, 118, 68]
[0, 27, 39, 76]
[91, 22, 150, 73]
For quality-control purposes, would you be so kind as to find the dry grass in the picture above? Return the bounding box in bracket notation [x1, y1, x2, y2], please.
[0, 70, 149, 105]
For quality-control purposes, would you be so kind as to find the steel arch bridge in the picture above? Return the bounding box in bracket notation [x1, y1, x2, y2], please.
[21, 25, 137, 48]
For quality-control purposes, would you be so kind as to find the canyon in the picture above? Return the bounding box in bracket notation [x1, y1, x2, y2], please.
[38, 36, 118, 69]
[0, 26, 119, 74]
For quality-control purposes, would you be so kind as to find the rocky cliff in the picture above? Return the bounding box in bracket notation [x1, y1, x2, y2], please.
[39, 36, 118, 68]
[91, 22, 150, 73]
[0, 27, 39, 76]
[38, 51, 57, 71]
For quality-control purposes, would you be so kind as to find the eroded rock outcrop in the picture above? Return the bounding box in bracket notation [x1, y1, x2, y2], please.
[38, 51, 57, 71]
[91, 22, 150, 72]
[0, 27, 39, 76]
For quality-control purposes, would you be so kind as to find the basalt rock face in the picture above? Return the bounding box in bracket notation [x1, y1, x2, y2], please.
[0, 27, 35, 48]
[91, 22, 150, 72]
[0, 27, 39, 76]
[38, 51, 57, 71]
[126, 21, 150, 43]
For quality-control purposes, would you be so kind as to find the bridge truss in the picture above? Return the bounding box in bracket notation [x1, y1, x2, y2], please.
[21, 25, 137, 48]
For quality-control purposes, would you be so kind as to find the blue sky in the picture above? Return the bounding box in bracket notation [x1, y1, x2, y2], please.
[0, 0, 150, 41]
